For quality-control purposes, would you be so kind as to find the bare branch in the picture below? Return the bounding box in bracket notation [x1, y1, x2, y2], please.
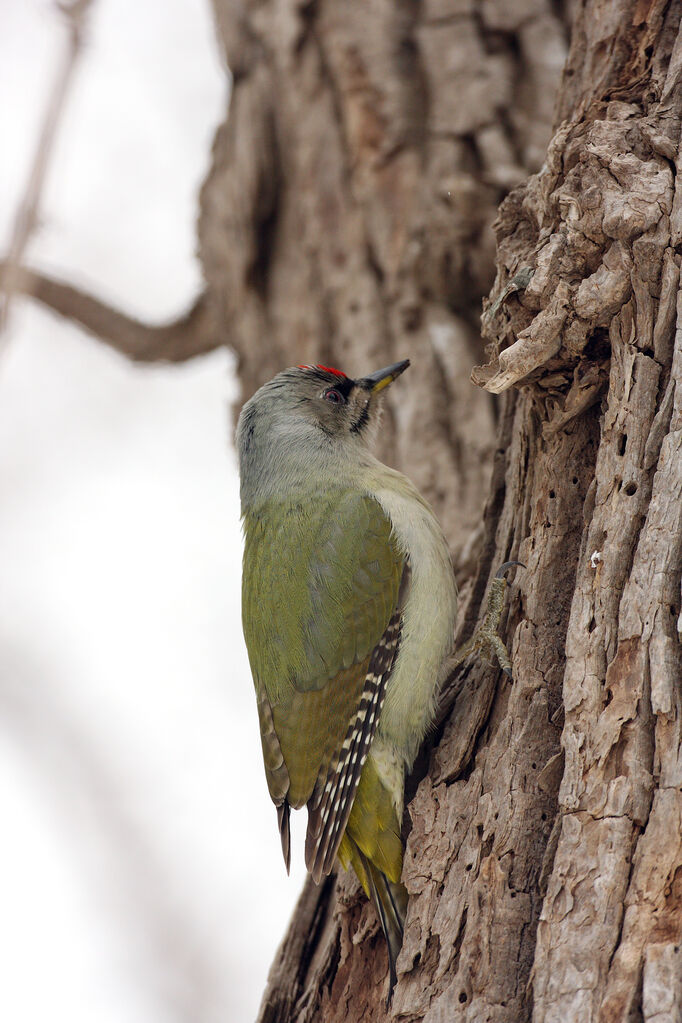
[0, 0, 95, 339]
[2, 262, 223, 362]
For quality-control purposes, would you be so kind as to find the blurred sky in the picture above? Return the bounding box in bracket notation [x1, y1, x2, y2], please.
[0, 2, 306, 1020]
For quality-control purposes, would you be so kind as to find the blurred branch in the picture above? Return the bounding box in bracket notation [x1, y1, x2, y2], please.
[0, 0, 224, 365]
[0, 0, 95, 340]
[1, 261, 223, 362]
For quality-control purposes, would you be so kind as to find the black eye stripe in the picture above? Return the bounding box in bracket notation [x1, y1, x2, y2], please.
[350, 402, 370, 434]
[333, 376, 355, 399]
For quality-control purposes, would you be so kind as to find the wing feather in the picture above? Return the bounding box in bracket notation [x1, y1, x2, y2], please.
[242, 491, 405, 869]
[305, 605, 403, 882]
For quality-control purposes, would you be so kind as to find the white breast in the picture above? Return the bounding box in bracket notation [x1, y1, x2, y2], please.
[369, 469, 457, 766]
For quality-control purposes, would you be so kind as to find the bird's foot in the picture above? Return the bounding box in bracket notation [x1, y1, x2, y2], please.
[451, 561, 523, 678]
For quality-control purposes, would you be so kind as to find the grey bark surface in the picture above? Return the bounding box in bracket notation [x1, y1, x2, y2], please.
[202, 0, 568, 575]
[8, 1, 682, 1021]
[236, 2, 682, 1021]
[207, 1, 571, 1020]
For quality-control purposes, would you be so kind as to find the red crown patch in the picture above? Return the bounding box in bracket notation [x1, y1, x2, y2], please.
[297, 364, 347, 378]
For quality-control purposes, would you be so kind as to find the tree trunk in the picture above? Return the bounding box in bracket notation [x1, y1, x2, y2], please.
[216, 2, 680, 1021]
[11, 1, 682, 1020]
[204, 0, 569, 573]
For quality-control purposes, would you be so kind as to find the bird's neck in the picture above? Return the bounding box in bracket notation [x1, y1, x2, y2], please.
[239, 427, 380, 513]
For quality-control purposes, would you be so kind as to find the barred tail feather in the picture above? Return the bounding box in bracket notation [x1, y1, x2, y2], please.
[341, 834, 407, 1001]
[305, 610, 402, 883]
[277, 801, 291, 874]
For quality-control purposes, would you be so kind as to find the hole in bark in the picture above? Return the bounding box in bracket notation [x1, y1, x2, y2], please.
[541, 812, 547, 821]
[624, 482, 638, 496]
[584, 328, 611, 360]
[465, 863, 472, 871]
[572, 476, 578, 484]
[618, 433, 627, 455]
[588, 617, 596, 633]
[531, 762, 537, 770]
[605, 689, 613, 707]
[510, 891, 517, 899]
[419, 932, 442, 975]
[459, 992, 468, 1004]
[549, 489, 555, 499]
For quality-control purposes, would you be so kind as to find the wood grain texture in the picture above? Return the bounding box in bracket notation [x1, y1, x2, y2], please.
[239, 1, 682, 1020]
[202, 0, 567, 571]
[476, 3, 682, 1022]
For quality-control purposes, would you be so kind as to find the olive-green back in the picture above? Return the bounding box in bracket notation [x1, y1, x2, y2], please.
[242, 490, 402, 806]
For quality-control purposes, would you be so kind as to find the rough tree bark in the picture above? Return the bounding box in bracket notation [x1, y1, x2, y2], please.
[8, 1, 682, 1021]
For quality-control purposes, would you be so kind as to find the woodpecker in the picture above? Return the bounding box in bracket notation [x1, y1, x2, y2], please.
[237, 360, 457, 993]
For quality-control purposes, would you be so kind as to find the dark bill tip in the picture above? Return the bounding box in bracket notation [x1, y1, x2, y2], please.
[360, 359, 410, 394]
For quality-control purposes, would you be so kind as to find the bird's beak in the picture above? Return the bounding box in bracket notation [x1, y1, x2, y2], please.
[360, 359, 410, 394]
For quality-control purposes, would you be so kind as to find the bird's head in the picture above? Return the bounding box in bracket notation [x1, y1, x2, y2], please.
[236, 360, 410, 504]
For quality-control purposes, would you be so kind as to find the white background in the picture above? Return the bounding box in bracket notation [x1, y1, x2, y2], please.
[0, 2, 305, 1020]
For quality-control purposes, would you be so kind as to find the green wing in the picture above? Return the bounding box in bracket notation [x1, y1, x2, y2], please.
[242, 490, 403, 814]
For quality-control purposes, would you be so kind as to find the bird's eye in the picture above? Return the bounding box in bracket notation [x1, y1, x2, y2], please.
[323, 388, 346, 405]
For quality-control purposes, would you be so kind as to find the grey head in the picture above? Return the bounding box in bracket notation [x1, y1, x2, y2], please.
[236, 360, 409, 508]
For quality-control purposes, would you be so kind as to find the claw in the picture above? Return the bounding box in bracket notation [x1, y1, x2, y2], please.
[450, 562, 520, 679]
[495, 560, 526, 578]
